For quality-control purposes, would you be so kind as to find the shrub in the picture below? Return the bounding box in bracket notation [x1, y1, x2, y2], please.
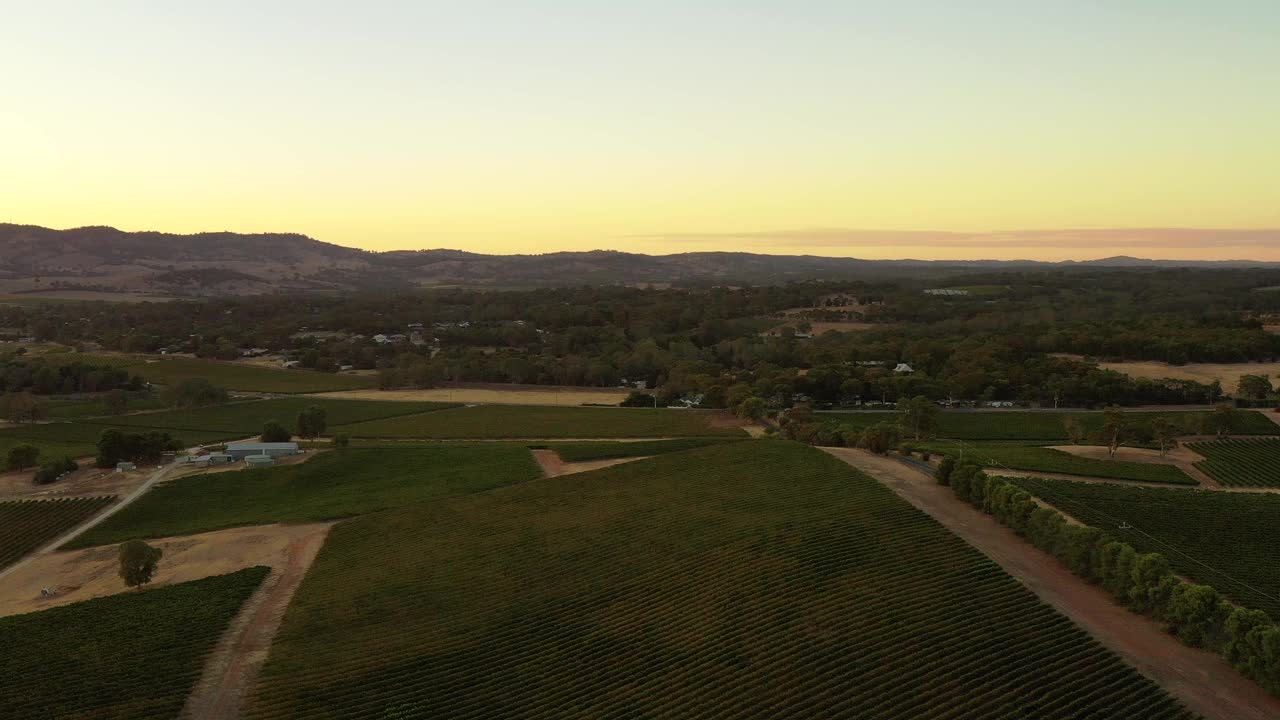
[935, 457, 955, 485]
[6, 444, 40, 471]
[33, 457, 78, 485]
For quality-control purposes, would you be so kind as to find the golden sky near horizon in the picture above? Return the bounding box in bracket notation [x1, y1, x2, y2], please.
[2, 2, 1278, 260]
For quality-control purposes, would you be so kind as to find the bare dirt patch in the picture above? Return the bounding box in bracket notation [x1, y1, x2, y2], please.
[0, 523, 331, 618]
[1048, 444, 1217, 486]
[1100, 360, 1280, 392]
[182, 524, 332, 720]
[313, 383, 631, 406]
[822, 447, 1280, 720]
[0, 462, 150, 501]
[530, 449, 646, 478]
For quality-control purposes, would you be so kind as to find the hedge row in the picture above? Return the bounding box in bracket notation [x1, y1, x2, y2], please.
[936, 458, 1280, 696]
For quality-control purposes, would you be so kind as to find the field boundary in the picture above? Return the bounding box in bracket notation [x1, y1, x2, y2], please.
[822, 447, 1280, 720]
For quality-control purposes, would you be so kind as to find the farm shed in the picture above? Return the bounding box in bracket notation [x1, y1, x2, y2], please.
[226, 442, 300, 460]
[245, 454, 275, 468]
[207, 453, 235, 465]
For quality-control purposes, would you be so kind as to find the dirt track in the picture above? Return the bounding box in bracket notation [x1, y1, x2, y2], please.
[530, 449, 645, 478]
[183, 524, 332, 720]
[823, 447, 1280, 720]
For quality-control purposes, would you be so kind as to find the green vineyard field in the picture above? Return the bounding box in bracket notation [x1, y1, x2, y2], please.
[246, 442, 1195, 719]
[0, 497, 115, 571]
[339, 404, 748, 439]
[1009, 477, 1280, 618]
[546, 437, 744, 461]
[1190, 438, 1280, 488]
[825, 409, 1275, 440]
[70, 446, 541, 547]
[928, 441, 1196, 484]
[88, 397, 458, 436]
[0, 567, 269, 720]
[124, 357, 375, 393]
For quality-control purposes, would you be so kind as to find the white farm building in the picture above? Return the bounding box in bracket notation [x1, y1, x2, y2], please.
[225, 442, 301, 460]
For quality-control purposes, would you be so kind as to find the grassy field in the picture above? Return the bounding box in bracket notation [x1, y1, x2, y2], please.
[0, 567, 267, 720]
[825, 409, 1276, 440]
[70, 446, 541, 547]
[1009, 477, 1280, 618]
[0, 422, 231, 456]
[89, 397, 458, 436]
[926, 441, 1196, 484]
[339, 405, 747, 439]
[0, 497, 114, 571]
[124, 357, 375, 393]
[1190, 438, 1280, 488]
[0, 430, 97, 464]
[545, 437, 745, 461]
[45, 395, 169, 419]
[246, 442, 1195, 720]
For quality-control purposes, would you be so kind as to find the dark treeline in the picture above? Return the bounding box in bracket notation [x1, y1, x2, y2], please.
[4, 268, 1280, 408]
[0, 356, 141, 395]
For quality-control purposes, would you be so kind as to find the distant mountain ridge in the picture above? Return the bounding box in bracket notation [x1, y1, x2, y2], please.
[2, 224, 1278, 297]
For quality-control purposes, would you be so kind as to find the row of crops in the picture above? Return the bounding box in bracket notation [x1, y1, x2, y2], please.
[0, 496, 114, 571]
[0, 567, 269, 720]
[1190, 438, 1280, 488]
[1008, 476, 1280, 619]
[823, 408, 1277, 440]
[245, 442, 1195, 719]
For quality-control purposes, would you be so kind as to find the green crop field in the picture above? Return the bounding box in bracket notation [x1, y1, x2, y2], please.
[824, 409, 1275, 440]
[0, 430, 97, 464]
[0, 567, 268, 720]
[545, 437, 745, 461]
[70, 446, 541, 547]
[0, 497, 114, 571]
[339, 405, 747, 439]
[45, 395, 169, 419]
[927, 441, 1196, 484]
[246, 443, 1194, 720]
[124, 357, 375, 393]
[0, 422, 231, 454]
[1009, 477, 1280, 618]
[1190, 438, 1280, 488]
[89, 397, 457, 436]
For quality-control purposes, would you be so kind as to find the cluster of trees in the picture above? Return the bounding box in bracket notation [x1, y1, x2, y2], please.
[260, 405, 328, 442]
[0, 392, 46, 424]
[159, 378, 228, 409]
[937, 461, 1280, 694]
[0, 356, 141, 396]
[33, 456, 78, 485]
[95, 429, 182, 468]
[7, 269, 1280, 408]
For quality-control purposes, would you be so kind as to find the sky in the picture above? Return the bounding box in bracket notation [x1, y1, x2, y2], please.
[2, 1, 1278, 260]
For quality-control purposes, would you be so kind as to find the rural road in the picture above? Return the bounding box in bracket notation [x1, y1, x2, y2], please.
[823, 447, 1280, 720]
[0, 460, 176, 584]
[183, 523, 332, 720]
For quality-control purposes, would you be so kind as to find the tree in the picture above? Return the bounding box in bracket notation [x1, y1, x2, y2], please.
[0, 391, 46, 424]
[1151, 417, 1179, 457]
[736, 396, 766, 422]
[896, 395, 938, 440]
[333, 433, 350, 449]
[262, 420, 291, 443]
[118, 540, 163, 588]
[6, 444, 39, 470]
[1210, 403, 1236, 438]
[296, 405, 328, 439]
[1101, 405, 1126, 458]
[34, 457, 78, 485]
[103, 388, 129, 416]
[1236, 374, 1272, 400]
[160, 378, 228, 409]
[1062, 415, 1085, 445]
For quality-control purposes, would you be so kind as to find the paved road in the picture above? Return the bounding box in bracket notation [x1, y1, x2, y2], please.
[823, 447, 1280, 720]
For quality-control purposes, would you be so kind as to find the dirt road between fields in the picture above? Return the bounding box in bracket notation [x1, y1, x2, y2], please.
[530, 449, 646, 478]
[823, 447, 1280, 720]
[183, 523, 333, 720]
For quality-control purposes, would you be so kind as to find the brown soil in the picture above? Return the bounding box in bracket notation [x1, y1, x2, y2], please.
[1046, 444, 1218, 487]
[822, 447, 1280, 720]
[0, 523, 331, 618]
[182, 524, 332, 720]
[0, 462, 150, 501]
[530, 449, 646, 478]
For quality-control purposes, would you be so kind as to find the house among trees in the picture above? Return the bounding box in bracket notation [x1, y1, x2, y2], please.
[893, 363, 914, 374]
